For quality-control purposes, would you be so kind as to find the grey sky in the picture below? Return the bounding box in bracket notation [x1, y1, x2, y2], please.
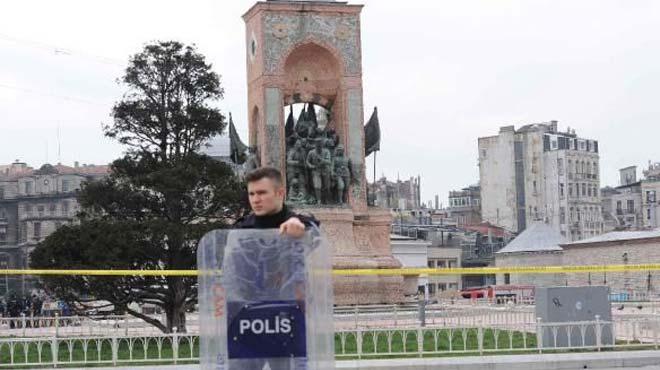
[1, 0, 660, 205]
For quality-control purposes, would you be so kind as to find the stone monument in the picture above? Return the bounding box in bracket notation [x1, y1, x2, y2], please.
[243, 0, 403, 304]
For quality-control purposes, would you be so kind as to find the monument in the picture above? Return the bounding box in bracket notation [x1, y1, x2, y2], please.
[242, 0, 404, 304]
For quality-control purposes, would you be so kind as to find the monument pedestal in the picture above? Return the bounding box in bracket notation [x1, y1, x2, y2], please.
[303, 207, 404, 305]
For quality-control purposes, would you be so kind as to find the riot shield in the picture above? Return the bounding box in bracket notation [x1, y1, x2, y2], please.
[198, 229, 334, 370]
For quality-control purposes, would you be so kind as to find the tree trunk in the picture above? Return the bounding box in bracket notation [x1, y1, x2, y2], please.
[165, 277, 188, 333]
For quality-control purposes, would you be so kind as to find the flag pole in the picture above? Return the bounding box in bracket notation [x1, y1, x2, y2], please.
[373, 150, 377, 206]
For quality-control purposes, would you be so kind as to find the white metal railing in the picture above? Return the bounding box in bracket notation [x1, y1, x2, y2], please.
[6, 300, 660, 338]
[3, 318, 660, 367]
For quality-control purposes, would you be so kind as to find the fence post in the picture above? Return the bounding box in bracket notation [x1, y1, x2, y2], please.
[394, 305, 398, 327]
[417, 327, 424, 358]
[536, 317, 543, 354]
[52, 335, 59, 368]
[418, 299, 426, 327]
[654, 318, 659, 350]
[21, 313, 26, 336]
[354, 306, 358, 329]
[356, 329, 363, 360]
[477, 319, 484, 355]
[595, 315, 602, 352]
[124, 314, 129, 336]
[54, 313, 59, 338]
[172, 327, 179, 364]
[111, 335, 118, 365]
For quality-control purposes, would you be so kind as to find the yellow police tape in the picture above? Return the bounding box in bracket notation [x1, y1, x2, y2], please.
[3, 264, 660, 277]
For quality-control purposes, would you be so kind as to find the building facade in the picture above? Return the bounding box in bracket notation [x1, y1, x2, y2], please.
[370, 175, 421, 210]
[600, 164, 660, 232]
[448, 185, 481, 227]
[0, 161, 109, 294]
[479, 121, 602, 241]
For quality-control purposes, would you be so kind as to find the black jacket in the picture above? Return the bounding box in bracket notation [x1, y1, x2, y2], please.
[235, 205, 319, 229]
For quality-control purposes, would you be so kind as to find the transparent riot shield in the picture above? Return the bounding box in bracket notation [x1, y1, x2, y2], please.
[198, 228, 334, 370]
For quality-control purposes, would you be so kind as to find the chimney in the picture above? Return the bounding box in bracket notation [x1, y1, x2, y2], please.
[550, 120, 558, 133]
[499, 125, 515, 133]
[74, 161, 79, 168]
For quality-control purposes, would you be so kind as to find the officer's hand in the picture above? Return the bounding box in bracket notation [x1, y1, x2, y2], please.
[280, 217, 306, 238]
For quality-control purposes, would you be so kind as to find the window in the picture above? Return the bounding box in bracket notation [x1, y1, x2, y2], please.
[448, 283, 458, 291]
[33, 222, 41, 239]
[648, 209, 652, 220]
[582, 183, 586, 196]
[0, 186, 4, 199]
[427, 260, 436, 268]
[593, 162, 598, 177]
[569, 183, 574, 197]
[24, 204, 32, 215]
[560, 183, 565, 197]
[551, 140, 558, 149]
[37, 205, 44, 217]
[49, 204, 56, 214]
[533, 181, 537, 193]
[587, 162, 592, 175]
[616, 201, 622, 211]
[447, 259, 457, 268]
[647, 191, 657, 203]
[481, 149, 487, 158]
[62, 180, 71, 192]
[560, 207, 566, 224]
[588, 186, 592, 197]
[436, 260, 447, 268]
[627, 200, 635, 213]
[428, 284, 436, 294]
[62, 201, 69, 215]
[558, 158, 564, 174]
[504, 273, 511, 285]
[438, 283, 447, 291]
[24, 181, 33, 194]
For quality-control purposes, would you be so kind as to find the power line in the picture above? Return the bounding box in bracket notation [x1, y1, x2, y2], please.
[0, 32, 125, 67]
[0, 82, 111, 107]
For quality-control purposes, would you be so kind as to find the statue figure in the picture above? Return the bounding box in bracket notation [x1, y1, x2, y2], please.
[326, 128, 340, 148]
[244, 146, 260, 172]
[333, 144, 352, 204]
[286, 140, 307, 200]
[295, 116, 315, 139]
[306, 140, 332, 204]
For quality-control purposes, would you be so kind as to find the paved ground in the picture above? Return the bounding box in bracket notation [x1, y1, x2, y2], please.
[53, 350, 660, 370]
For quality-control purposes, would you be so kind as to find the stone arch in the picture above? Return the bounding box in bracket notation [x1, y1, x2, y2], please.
[279, 39, 343, 108]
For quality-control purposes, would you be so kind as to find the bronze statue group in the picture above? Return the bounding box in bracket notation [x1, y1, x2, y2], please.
[284, 104, 352, 205]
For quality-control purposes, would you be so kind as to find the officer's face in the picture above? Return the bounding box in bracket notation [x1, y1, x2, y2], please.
[247, 177, 285, 216]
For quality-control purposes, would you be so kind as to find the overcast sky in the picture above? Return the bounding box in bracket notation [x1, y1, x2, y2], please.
[2, 0, 660, 205]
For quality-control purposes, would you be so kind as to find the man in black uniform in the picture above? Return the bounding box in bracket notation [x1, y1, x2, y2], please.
[236, 167, 318, 233]
[230, 167, 318, 370]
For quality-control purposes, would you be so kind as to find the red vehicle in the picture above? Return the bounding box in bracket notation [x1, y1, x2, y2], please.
[460, 285, 535, 304]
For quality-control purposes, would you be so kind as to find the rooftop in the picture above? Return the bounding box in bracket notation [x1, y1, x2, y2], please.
[562, 229, 660, 246]
[496, 222, 565, 254]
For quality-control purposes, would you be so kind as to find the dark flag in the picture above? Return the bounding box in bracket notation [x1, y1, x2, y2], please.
[364, 107, 380, 157]
[295, 104, 307, 131]
[228, 113, 248, 164]
[285, 105, 294, 138]
[307, 102, 318, 129]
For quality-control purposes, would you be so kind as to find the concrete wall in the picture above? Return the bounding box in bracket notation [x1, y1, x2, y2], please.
[479, 129, 517, 232]
[495, 251, 564, 287]
[562, 238, 660, 293]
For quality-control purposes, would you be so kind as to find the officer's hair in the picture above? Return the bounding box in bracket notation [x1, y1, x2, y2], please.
[245, 167, 283, 187]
